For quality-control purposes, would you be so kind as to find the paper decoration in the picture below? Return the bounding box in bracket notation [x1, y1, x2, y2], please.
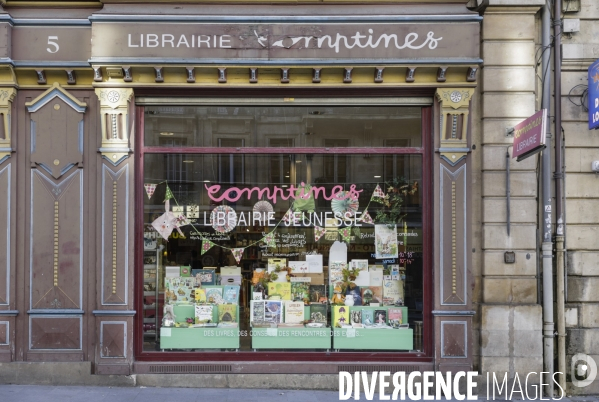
[210, 205, 237, 233]
[186, 205, 199, 218]
[331, 191, 359, 217]
[338, 227, 352, 244]
[353, 226, 361, 239]
[164, 185, 174, 202]
[371, 184, 386, 203]
[264, 232, 276, 248]
[282, 208, 294, 224]
[253, 200, 274, 223]
[231, 248, 245, 264]
[314, 226, 326, 242]
[151, 200, 186, 241]
[289, 261, 309, 274]
[144, 183, 156, 199]
[201, 239, 214, 255]
[360, 210, 374, 224]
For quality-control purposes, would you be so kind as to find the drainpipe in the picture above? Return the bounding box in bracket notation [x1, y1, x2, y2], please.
[553, 0, 567, 392]
[541, 3, 555, 398]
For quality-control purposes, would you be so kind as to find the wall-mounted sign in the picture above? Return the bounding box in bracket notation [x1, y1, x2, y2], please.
[90, 22, 480, 63]
[512, 109, 547, 161]
[589, 58, 599, 130]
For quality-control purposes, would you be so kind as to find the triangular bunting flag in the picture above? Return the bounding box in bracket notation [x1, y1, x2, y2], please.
[338, 227, 352, 244]
[371, 184, 386, 203]
[164, 185, 174, 202]
[264, 232, 276, 248]
[231, 248, 245, 264]
[360, 210, 374, 224]
[201, 239, 214, 255]
[353, 226, 361, 238]
[282, 208, 294, 224]
[144, 183, 156, 200]
[314, 226, 326, 242]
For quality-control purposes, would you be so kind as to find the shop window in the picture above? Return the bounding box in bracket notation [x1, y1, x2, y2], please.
[140, 104, 430, 360]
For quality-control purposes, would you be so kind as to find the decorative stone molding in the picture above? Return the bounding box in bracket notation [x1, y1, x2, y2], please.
[95, 88, 133, 166]
[0, 88, 16, 164]
[435, 88, 474, 166]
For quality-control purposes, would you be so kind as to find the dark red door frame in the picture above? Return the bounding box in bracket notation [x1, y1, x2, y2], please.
[134, 100, 434, 363]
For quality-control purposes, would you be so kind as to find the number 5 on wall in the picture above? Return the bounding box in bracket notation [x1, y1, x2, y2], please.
[47, 36, 59, 53]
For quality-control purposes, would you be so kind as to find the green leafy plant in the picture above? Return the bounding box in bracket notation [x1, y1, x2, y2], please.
[374, 178, 418, 226]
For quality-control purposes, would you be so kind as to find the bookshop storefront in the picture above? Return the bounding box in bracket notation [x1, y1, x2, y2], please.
[0, 2, 481, 376]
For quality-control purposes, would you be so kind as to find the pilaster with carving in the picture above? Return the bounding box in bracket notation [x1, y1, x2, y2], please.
[0, 88, 16, 164]
[95, 88, 134, 166]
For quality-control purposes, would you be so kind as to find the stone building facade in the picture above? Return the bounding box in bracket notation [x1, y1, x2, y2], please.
[0, 0, 595, 395]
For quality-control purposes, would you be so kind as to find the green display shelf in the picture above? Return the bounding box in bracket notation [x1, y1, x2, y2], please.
[159, 303, 240, 350]
[251, 326, 331, 350]
[332, 306, 413, 350]
[160, 327, 240, 350]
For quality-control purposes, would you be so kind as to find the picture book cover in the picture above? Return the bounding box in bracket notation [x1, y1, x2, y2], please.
[388, 308, 403, 328]
[218, 304, 236, 323]
[383, 279, 404, 306]
[204, 286, 224, 304]
[350, 259, 369, 271]
[267, 258, 286, 273]
[193, 269, 216, 285]
[374, 309, 387, 325]
[223, 285, 240, 304]
[268, 282, 291, 300]
[350, 310, 362, 325]
[310, 304, 327, 324]
[333, 306, 350, 327]
[345, 286, 362, 306]
[374, 224, 399, 259]
[290, 281, 310, 302]
[250, 300, 265, 323]
[285, 301, 305, 324]
[361, 287, 383, 306]
[329, 261, 346, 286]
[264, 300, 283, 323]
[195, 304, 214, 324]
[361, 309, 374, 326]
[194, 288, 206, 303]
[165, 277, 196, 303]
[309, 285, 327, 303]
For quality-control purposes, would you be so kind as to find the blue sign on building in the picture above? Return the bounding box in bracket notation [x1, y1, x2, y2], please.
[590, 58, 599, 130]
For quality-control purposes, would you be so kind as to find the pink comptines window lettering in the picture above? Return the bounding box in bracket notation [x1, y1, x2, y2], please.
[205, 182, 363, 204]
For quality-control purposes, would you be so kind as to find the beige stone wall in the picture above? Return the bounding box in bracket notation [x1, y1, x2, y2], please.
[478, 2, 544, 379]
[561, 0, 599, 395]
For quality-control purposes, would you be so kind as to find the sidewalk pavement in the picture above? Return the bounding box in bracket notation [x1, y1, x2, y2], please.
[1, 385, 598, 402]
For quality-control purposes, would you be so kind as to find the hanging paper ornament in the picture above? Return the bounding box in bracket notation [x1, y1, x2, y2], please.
[151, 200, 187, 241]
[231, 248, 245, 264]
[338, 227, 352, 244]
[263, 232, 276, 248]
[253, 200, 274, 223]
[331, 191, 359, 217]
[210, 205, 237, 233]
[360, 210, 374, 224]
[314, 226, 326, 242]
[371, 184, 386, 203]
[201, 239, 214, 255]
[164, 185, 174, 202]
[144, 183, 156, 200]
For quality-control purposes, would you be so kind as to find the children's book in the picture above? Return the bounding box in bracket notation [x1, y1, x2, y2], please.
[223, 285, 240, 304]
[195, 304, 214, 324]
[250, 300, 266, 323]
[218, 304, 236, 323]
[329, 261, 346, 286]
[194, 288, 206, 303]
[204, 286, 224, 304]
[285, 301, 305, 324]
[361, 309, 374, 326]
[361, 287, 383, 306]
[333, 306, 350, 328]
[309, 285, 327, 303]
[290, 281, 310, 302]
[310, 304, 327, 324]
[388, 308, 403, 328]
[350, 310, 362, 325]
[383, 279, 404, 306]
[268, 282, 291, 300]
[345, 286, 362, 306]
[264, 300, 283, 323]
[374, 309, 387, 325]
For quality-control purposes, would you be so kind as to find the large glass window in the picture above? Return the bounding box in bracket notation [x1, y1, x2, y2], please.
[139, 104, 429, 359]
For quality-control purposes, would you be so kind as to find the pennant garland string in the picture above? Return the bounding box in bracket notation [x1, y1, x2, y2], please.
[201, 239, 215, 255]
[338, 227, 352, 244]
[144, 183, 156, 200]
[164, 185, 174, 202]
[370, 184, 386, 203]
[360, 210, 374, 224]
[264, 232, 276, 248]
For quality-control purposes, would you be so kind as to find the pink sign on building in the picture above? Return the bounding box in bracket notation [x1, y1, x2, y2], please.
[512, 109, 547, 161]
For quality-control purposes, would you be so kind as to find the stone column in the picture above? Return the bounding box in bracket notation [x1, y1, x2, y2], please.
[480, 1, 544, 381]
[93, 88, 135, 374]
